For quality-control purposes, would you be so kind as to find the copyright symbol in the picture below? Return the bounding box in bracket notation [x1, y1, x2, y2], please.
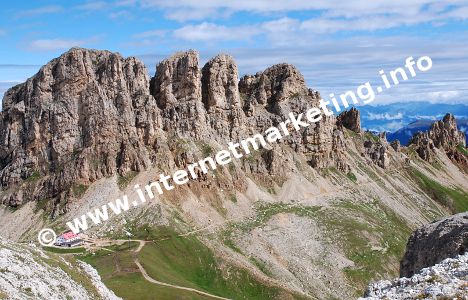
[38, 228, 57, 246]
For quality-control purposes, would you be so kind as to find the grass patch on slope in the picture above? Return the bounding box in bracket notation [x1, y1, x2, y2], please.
[137, 226, 281, 300]
[217, 203, 321, 254]
[117, 171, 138, 189]
[249, 257, 273, 277]
[347, 171, 357, 183]
[25, 170, 41, 182]
[72, 183, 88, 198]
[43, 246, 85, 254]
[317, 199, 412, 295]
[457, 143, 468, 156]
[220, 200, 410, 297]
[230, 203, 322, 233]
[79, 241, 209, 300]
[410, 168, 468, 212]
[364, 132, 379, 143]
[81, 227, 288, 300]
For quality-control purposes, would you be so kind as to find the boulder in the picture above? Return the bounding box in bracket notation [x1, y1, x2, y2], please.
[400, 212, 468, 277]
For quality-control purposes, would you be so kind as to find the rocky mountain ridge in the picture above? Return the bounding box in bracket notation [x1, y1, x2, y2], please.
[2, 48, 465, 212]
[409, 114, 466, 162]
[0, 47, 350, 210]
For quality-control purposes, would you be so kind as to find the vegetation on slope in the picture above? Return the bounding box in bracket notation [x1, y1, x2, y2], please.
[81, 242, 209, 300]
[221, 200, 412, 297]
[323, 200, 412, 293]
[456, 143, 468, 156]
[410, 168, 468, 213]
[79, 227, 297, 300]
[43, 246, 86, 254]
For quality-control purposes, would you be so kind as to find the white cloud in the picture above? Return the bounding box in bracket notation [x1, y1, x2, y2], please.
[427, 91, 461, 102]
[367, 112, 404, 120]
[0, 29, 6, 36]
[173, 22, 261, 42]
[114, 0, 137, 6]
[76, 1, 107, 11]
[364, 121, 405, 132]
[109, 10, 133, 19]
[169, 9, 460, 48]
[165, 8, 224, 22]
[133, 29, 167, 39]
[139, 0, 468, 24]
[409, 115, 438, 120]
[25, 37, 101, 52]
[384, 121, 406, 131]
[368, 120, 405, 132]
[15, 5, 63, 18]
[446, 6, 468, 19]
[299, 13, 436, 33]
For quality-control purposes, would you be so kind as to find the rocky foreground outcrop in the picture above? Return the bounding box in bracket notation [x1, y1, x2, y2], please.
[0, 237, 120, 299]
[400, 212, 468, 277]
[361, 252, 468, 300]
[361, 213, 468, 299]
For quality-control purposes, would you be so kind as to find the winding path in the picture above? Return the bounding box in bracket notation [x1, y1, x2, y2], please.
[89, 239, 231, 300]
[134, 257, 229, 300]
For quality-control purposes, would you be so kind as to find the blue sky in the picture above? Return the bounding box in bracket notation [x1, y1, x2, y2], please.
[1, 0, 468, 109]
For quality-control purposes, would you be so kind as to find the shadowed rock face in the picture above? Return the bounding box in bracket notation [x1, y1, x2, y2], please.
[150, 50, 206, 137]
[400, 212, 468, 277]
[336, 107, 361, 133]
[201, 54, 244, 139]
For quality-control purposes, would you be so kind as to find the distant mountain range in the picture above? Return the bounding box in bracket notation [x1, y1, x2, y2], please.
[358, 102, 468, 145]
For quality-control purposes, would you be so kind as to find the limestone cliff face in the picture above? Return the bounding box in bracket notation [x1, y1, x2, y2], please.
[0, 48, 159, 207]
[201, 54, 244, 139]
[239, 63, 348, 172]
[0, 48, 375, 208]
[202, 54, 241, 111]
[239, 63, 309, 114]
[150, 50, 206, 138]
